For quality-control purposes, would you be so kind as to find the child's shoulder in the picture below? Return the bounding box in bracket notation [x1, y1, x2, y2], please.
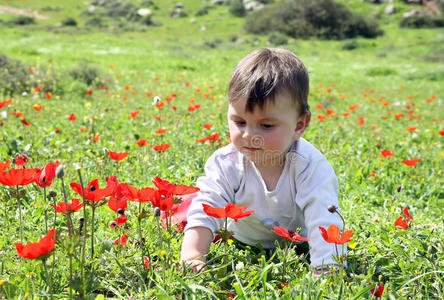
[289, 138, 328, 163]
[206, 143, 243, 168]
[213, 143, 239, 157]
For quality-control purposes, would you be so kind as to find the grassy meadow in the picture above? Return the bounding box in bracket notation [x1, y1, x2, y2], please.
[0, 0, 443, 298]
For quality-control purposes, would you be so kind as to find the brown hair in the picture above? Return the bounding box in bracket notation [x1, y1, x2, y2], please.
[228, 48, 310, 116]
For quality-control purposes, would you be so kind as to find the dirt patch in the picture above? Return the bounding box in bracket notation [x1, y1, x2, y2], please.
[0, 5, 49, 20]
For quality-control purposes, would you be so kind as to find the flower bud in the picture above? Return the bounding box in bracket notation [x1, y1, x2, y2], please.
[48, 190, 57, 198]
[56, 165, 65, 178]
[327, 205, 338, 213]
[396, 185, 402, 193]
[154, 207, 161, 217]
[109, 221, 117, 228]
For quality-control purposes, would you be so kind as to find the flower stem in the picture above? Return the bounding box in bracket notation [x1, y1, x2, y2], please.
[42, 259, 53, 300]
[91, 206, 96, 258]
[60, 177, 73, 237]
[76, 169, 88, 296]
[335, 211, 346, 231]
[282, 242, 289, 282]
[43, 186, 48, 232]
[16, 186, 23, 243]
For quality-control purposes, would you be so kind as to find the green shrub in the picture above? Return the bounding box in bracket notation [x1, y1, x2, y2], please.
[62, 17, 77, 26]
[268, 32, 288, 45]
[196, 6, 212, 16]
[365, 67, 398, 77]
[139, 15, 152, 26]
[68, 61, 102, 86]
[0, 54, 29, 96]
[0, 53, 61, 96]
[85, 17, 104, 28]
[342, 40, 358, 50]
[229, 0, 246, 17]
[244, 0, 383, 39]
[7, 16, 35, 26]
[400, 16, 444, 29]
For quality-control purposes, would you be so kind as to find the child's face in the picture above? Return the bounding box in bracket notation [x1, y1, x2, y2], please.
[227, 89, 310, 168]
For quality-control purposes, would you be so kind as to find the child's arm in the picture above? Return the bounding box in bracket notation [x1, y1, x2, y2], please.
[180, 226, 213, 267]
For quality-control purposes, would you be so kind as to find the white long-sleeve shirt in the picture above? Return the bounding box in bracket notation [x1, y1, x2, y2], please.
[185, 138, 345, 268]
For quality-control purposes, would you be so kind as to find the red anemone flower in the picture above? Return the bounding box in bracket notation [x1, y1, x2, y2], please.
[113, 234, 127, 246]
[154, 128, 168, 134]
[0, 160, 11, 172]
[380, 150, 393, 158]
[21, 118, 31, 126]
[14, 229, 56, 260]
[107, 182, 137, 212]
[148, 177, 199, 212]
[144, 256, 150, 268]
[197, 132, 221, 145]
[136, 139, 147, 147]
[202, 123, 213, 129]
[150, 144, 171, 151]
[107, 151, 129, 161]
[110, 214, 128, 228]
[129, 110, 140, 119]
[70, 176, 117, 201]
[402, 158, 419, 166]
[152, 176, 200, 196]
[51, 198, 84, 213]
[319, 224, 353, 245]
[35, 161, 60, 187]
[394, 207, 413, 230]
[14, 154, 29, 166]
[369, 283, 387, 298]
[0, 168, 39, 186]
[68, 114, 76, 121]
[161, 193, 195, 233]
[272, 226, 310, 242]
[202, 203, 254, 222]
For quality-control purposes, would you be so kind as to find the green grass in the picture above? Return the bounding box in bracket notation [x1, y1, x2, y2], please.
[0, 0, 443, 298]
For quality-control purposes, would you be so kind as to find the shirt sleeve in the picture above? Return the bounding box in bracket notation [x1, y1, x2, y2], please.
[295, 156, 345, 268]
[184, 151, 239, 238]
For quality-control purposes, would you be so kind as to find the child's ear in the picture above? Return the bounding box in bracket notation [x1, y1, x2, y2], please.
[294, 113, 311, 141]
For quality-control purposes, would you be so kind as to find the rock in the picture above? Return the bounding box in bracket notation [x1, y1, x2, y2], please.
[384, 4, 395, 14]
[212, 0, 228, 5]
[424, 0, 442, 15]
[88, 5, 96, 13]
[245, 1, 264, 11]
[402, 9, 427, 18]
[175, 3, 185, 9]
[403, 0, 422, 4]
[364, 0, 387, 3]
[137, 8, 152, 17]
[170, 8, 187, 18]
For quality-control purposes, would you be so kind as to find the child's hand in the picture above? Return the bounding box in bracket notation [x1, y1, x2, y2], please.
[314, 267, 333, 278]
[184, 259, 207, 273]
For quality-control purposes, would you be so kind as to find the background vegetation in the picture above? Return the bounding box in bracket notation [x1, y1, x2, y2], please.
[0, 0, 443, 298]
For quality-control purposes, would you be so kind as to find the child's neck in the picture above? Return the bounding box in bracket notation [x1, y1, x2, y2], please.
[254, 159, 286, 191]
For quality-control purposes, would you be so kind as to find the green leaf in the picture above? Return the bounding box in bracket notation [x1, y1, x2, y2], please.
[352, 284, 374, 300]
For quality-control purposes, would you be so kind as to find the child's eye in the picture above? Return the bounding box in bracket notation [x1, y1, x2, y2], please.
[234, 121, 246, 126]
[261, 124, 274, 129]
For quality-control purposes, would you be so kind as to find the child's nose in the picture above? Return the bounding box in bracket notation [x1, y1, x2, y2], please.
[242, 125, 254, 140]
